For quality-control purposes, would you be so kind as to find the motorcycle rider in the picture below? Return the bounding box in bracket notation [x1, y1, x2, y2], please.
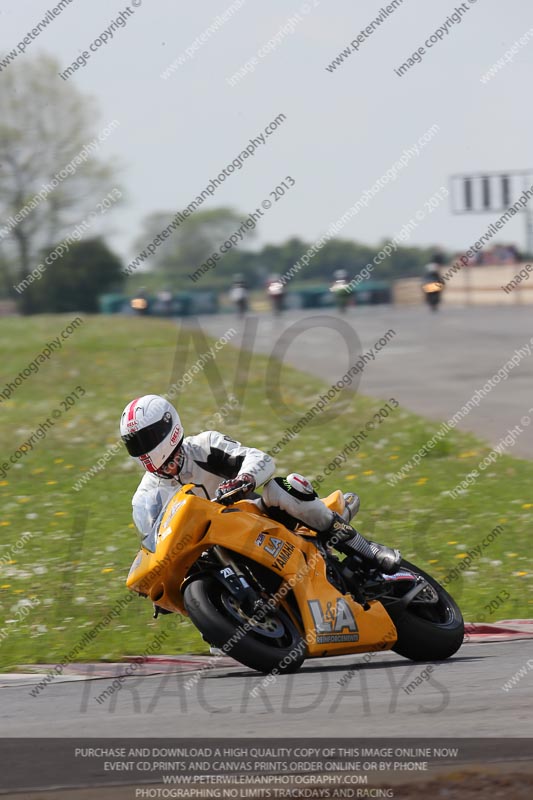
[120, 395, 401, 574]
[229, 274, 248, 316]
[423, 254, 445, 281]
[330, 269, 352, 312]
[266, 274, 285, 315]
[421, 254, 445, 312]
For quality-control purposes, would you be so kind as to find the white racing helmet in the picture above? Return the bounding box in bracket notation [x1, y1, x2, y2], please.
[120, 394, 183, 475]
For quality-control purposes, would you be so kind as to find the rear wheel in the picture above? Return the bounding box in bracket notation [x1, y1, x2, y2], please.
[383, 560, 464, 661]
[183, 576, 306, 674]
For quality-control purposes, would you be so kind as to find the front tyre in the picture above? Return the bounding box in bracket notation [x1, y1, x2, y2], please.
[386, 560, 464, 661]
[183, 576, 306, 674]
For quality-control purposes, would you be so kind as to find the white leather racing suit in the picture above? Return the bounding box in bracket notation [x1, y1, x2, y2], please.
[131, 430, 275, 550]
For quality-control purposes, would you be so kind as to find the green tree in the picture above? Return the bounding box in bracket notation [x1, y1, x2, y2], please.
[23, 238, 123, 313]
[133, 207, 252, 287]
[0, 54, 118, 297]
[255, 238, 445, 285]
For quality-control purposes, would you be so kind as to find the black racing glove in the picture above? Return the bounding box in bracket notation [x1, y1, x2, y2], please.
[215, 473, 256, 505]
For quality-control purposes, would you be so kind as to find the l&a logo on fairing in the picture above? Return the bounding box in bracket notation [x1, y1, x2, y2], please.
[308, 598, 359, 643]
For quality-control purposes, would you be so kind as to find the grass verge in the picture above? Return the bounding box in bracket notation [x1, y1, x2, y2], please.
[0, 315, 532, 670]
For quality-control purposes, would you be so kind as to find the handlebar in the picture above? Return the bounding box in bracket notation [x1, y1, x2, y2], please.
[213, 482, 255, 503]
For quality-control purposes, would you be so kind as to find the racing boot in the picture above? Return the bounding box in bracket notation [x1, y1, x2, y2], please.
[319, 513, 401, 575]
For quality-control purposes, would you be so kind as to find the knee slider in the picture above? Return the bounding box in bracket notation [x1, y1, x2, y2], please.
[261, 474, 318, 531]
[279, 473, 318, 501]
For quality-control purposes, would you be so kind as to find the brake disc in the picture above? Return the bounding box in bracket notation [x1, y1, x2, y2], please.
[222, 593, 285, 638]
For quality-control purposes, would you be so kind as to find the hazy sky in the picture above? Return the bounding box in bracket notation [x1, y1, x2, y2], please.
[2, 0, 532, 260]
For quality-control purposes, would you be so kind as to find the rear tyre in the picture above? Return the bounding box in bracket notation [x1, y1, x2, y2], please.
[386, 560, 464, 661]
[183, 576, 305, 674]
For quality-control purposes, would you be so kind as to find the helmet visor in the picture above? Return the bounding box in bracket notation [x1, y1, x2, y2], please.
[122, 412, 174, 457]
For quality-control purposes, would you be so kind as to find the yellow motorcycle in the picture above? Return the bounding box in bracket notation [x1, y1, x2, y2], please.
[127, 484, 464, 674]
[422, 276, 444, 311]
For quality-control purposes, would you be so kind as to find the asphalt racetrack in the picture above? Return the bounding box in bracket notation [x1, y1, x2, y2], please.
[2, 305, 533, 800]
[195, 305, 533, 459]
[3, 304, 533, 741]
[2, 640, 532, 737]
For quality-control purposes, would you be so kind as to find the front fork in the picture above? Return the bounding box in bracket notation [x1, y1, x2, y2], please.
[212, 546, 260, 616]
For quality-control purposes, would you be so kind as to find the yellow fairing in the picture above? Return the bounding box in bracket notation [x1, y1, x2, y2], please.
[126, 485, 396, 658]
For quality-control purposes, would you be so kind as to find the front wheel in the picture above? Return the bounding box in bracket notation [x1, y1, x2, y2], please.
[183, 576, 306, 674]
[384, 560, 464, 661]
[426, 293, 441, 311]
